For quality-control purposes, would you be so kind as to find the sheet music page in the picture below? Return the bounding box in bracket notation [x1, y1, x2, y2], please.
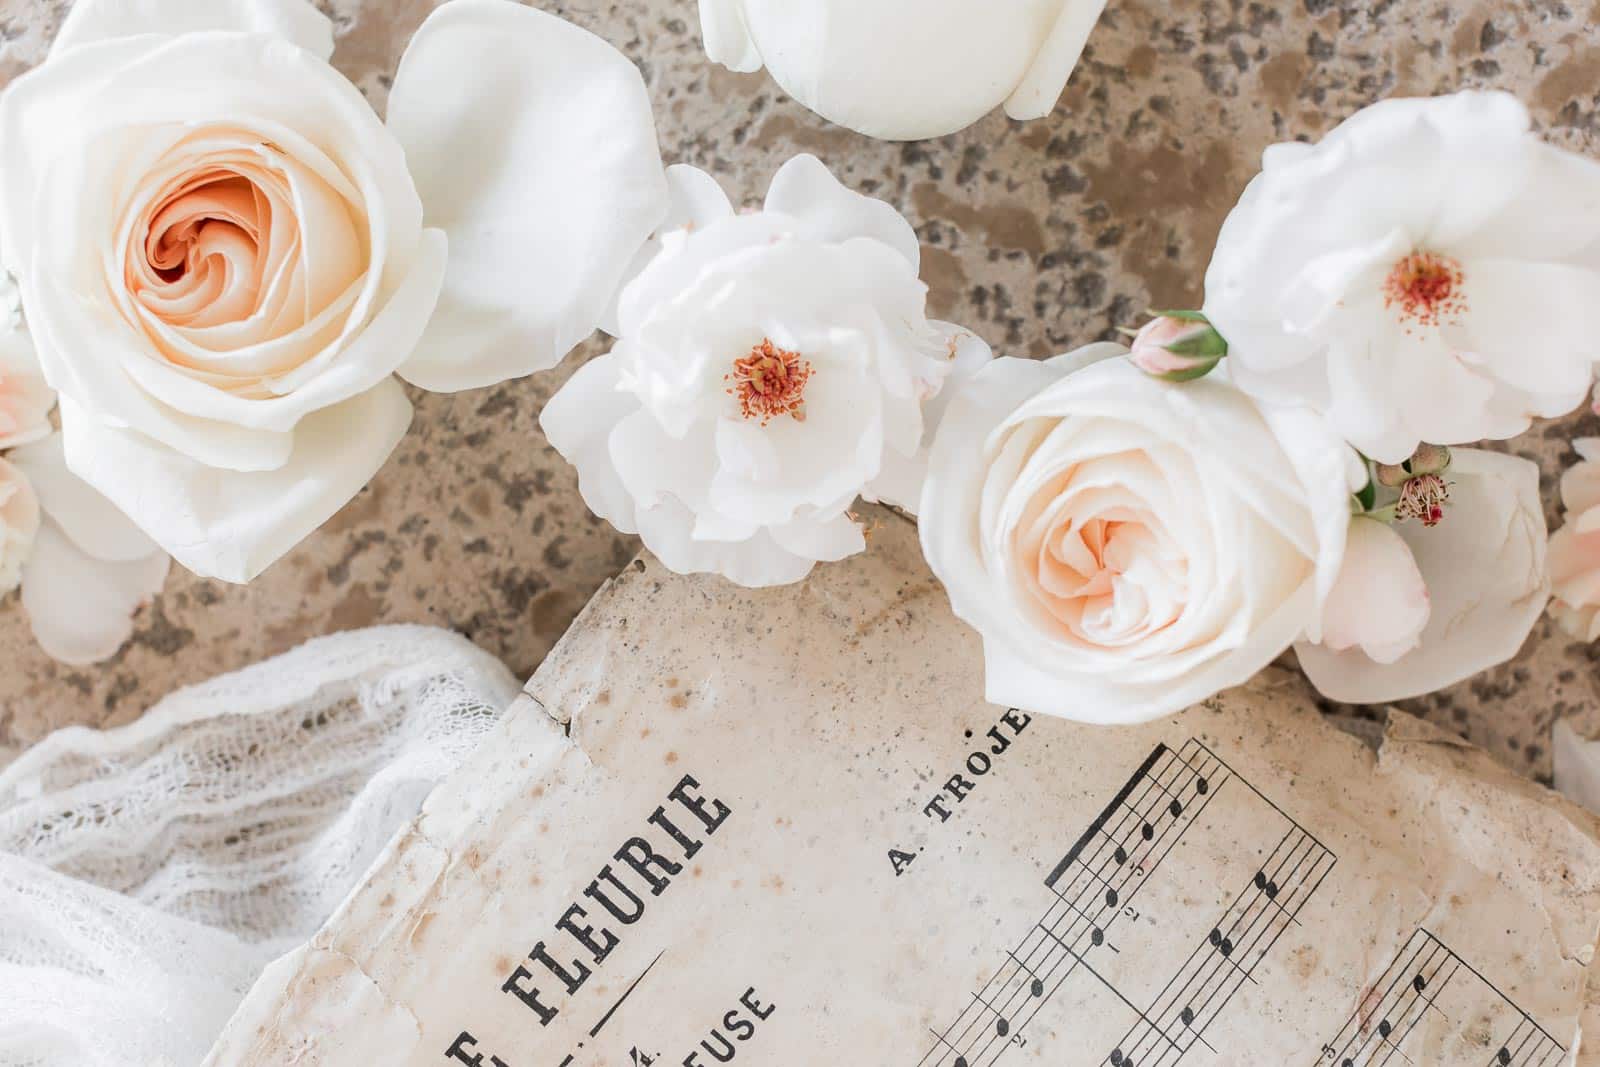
[210, 509, 1600, 1067]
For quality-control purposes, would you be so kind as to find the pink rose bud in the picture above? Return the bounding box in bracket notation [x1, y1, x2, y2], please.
[1126, 312, 1227, 382]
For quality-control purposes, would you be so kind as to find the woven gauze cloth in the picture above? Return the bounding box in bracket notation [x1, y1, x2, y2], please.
[0, 625, 521, 1067]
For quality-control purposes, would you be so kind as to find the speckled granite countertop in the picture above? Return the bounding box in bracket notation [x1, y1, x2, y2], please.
[1, 0, 1596, 782]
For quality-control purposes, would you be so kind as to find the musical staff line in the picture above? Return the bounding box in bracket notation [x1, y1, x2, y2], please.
[1314, 929, 1565, 1067]
[920, 738, 1336, 1067]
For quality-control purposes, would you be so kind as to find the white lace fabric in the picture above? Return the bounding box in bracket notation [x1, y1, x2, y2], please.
[0, 625, 521, 1067]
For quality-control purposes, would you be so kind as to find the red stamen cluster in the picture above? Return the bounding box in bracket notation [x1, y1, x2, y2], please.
[1397, 473, 1450, 527]
[725, 339, 813, 426]
[1383, 252, 1465, 329]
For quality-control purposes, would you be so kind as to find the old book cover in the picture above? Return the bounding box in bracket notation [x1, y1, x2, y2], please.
[210, 510, 1600, 1066]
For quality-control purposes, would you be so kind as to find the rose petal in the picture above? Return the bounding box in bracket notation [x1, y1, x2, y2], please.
[599, 164, 736, 337]
[919, 355, 1083, 641]
[50, 0, 334, 61]
[388, 0, 669, 390]
[634, 492, 817, 587]
[0, 328, 55, 450]
[20, 518, 168, 666]
[865, 324, 993, 513]
[981, 580, 1316, 725]
[1317, 517, 1430, 663]
[6, 432, 158, 564]
[0, 456, 40, 593]
[764, 154, 921, 270]
[1296, 449, 1548, 702]
[1553, 719, 1600, 814]
[717, 0, 1079, 140]
[1004, 0, 1109, 121]
[538, 353, 643, 533]
[698, 0, 762, 72]
[58, 380, 412, 584]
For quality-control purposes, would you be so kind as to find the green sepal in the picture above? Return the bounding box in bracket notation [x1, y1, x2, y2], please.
[1355, 475, 1377, 513]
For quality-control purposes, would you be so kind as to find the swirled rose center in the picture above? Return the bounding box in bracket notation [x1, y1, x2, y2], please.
[726, 339, 812, 425]
[131, 168, 271, 330]
[1383, 252, 1465, 327]
[1019, 490, 1189, 647]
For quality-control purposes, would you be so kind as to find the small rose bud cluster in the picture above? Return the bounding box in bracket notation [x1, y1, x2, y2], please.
[1125, 311, 1228, 382]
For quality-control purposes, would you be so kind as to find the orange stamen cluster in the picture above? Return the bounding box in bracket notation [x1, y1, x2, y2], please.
[726, 339, 813, 426]
[1383, 252, 1465, 329]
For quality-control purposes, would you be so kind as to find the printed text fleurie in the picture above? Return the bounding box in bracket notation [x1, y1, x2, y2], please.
[444, 773, 732, 1065]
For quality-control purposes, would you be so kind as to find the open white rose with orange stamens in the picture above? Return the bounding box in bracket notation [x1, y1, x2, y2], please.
[918, 348, 1357, 725]
[1204, 90, 1600, 465]
[0, 0, 671, 582]
[698, 0, 1108, 140]
[542, 155, 992, 587]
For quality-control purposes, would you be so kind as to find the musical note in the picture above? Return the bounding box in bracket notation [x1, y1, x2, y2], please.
[1314, 929, 1565, 1067]
[919, 739, 1337, 1067]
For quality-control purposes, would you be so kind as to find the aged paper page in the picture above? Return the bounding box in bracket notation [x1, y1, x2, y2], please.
[211, 511, 1600, 1067]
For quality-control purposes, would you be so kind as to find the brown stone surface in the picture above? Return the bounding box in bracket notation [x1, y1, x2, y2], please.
[1, 0, 1598, 781]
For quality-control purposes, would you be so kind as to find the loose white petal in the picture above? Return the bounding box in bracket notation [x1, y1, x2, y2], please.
[20, 519, 168, 666]
[389, 0, 669, 390]
[59, 381, 412, 584]
[50, 0, 334, 61]
[6, 433, 158, 563]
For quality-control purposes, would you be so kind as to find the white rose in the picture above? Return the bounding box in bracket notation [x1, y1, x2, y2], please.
[919, 350, 1355, 724]
[1297, 450, 1548, 703]
[1204, 90, 1600, 464]
[699, 0, 1108, 140]
[542, 155, 992, 587]
[0, 0, 672, 582]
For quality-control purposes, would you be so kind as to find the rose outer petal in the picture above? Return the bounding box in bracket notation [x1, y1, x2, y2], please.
[388, 0, 670, 390]
[50, 0, 334, 61]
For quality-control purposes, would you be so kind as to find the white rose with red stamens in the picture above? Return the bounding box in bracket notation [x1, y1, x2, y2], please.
[1204, 91, 1600, 464]
[542, 155, 992, 587]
